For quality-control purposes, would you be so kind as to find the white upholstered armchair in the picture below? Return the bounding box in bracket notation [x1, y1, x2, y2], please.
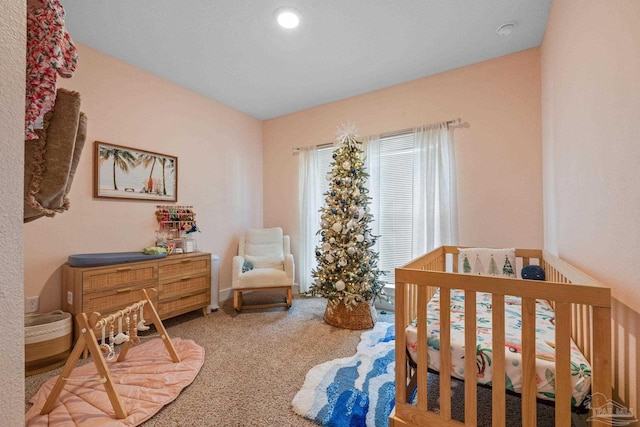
[232, 227, 294, 311]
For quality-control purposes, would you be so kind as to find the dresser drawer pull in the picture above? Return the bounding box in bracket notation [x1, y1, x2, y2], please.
[180, 293, 193, 299]
[116, 267, 132, 272]
[116, 287, 133, 293]
[180, 259, 192, 264]
[180, 276, 192, 281]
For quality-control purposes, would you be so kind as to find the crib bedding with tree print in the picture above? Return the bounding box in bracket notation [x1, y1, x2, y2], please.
[405, 289, 592, 406]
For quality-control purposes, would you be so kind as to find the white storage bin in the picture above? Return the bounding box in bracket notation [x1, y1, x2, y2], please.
[25, 310, 72, 376]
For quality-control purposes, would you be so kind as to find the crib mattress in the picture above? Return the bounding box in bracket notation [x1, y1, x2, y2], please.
[406, 289, 592, 406]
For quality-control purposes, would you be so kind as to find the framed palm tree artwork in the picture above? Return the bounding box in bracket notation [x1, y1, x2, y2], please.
[94, 141, 178, 201]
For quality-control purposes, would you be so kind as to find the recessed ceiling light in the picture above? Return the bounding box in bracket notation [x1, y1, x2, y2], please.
[496, 22, 516, 37]
[275, 7, 301, 29]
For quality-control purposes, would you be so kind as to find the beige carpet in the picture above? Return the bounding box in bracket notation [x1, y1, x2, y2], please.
[25, 292, 393, 426]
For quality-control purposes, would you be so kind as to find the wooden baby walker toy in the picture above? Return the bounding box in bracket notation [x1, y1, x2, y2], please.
[39, 288, 180, 419]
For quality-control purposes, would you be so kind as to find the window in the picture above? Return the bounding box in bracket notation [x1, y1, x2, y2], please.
[317, 146, 334, 196]
[375, 132, 414, 285]
[299, 123, 457, 293]
[314, 141, 413, 285]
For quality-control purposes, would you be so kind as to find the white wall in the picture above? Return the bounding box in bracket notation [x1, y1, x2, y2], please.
[263, 49, 544, 286]
[542, 0, 640, 310]
[542, 0, 640, 417]
[24, 44, 264, 307]
[0, 0, 26, 424]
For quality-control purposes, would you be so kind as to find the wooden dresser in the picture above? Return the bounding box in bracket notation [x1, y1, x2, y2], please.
[62, 252, 211, 341]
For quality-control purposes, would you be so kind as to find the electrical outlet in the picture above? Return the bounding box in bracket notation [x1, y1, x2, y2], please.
[67, 291, 73, 305]
[25, 296, 39, 314]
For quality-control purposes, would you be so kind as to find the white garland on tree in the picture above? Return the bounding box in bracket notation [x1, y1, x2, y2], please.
[308, 122, 387, 311]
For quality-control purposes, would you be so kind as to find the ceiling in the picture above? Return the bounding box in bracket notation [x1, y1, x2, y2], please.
[62, 0, 552, 120]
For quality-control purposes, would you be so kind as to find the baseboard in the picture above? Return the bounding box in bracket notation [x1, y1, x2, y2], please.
[219, 287, 233, 302]
[375, 295, 395, 312]
[374, 284, 395, 312]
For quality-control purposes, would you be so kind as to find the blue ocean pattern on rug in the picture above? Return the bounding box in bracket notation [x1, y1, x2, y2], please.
[292, 322, 396, 427]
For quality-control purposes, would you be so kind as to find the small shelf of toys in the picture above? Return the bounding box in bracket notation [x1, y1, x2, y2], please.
[155, 205, 200, 254]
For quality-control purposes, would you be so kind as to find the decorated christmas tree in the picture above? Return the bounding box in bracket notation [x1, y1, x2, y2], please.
[309, 123, 386, 312]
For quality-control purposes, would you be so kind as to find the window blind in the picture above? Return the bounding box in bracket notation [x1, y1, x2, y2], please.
[377, 132, 414, 285]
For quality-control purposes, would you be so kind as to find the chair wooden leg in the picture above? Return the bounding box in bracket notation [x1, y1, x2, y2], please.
[233, 290, 242, 311]
[286, 288, 293, 308]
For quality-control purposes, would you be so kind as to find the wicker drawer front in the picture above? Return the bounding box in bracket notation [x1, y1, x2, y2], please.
[83, 264, 157, 293]
[159, 255, 209, 280]
[157, 291, 210, 318]
[160, 274, 209, 300]
[83, 282, 156, 315]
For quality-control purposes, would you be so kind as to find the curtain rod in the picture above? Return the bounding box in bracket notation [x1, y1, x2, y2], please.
[291, 117, 462, 154]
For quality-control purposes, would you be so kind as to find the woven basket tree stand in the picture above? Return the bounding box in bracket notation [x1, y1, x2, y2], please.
[323, 300, 377, 330]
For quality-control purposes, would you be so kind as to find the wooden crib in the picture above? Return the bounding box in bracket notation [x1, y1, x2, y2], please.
[390, 246, 612, 427]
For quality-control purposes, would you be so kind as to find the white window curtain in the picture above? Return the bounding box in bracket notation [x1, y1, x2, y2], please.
[364, 124, 458, 285]
[298, 145, 333, 292]
[412, 123, 458, 255]
[298, 146, 320, 293]
[363, 135, 380, 240]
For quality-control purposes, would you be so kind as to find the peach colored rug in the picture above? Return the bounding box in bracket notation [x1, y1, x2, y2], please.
[26, 337, 204, 426]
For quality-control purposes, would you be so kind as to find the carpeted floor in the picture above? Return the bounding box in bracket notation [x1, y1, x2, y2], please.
[424, 372, 559, 426]
[25, 292, 393, 426]
[24, 292, 563, 426]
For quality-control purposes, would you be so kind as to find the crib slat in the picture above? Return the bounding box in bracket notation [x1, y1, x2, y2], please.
[592, 306, 612, 403]
[405, 283, 415, 327]
[575, 304, 581, 350]
[577, 304, 585, 355]
[491, 294, 506, 427]
[395, 281, 407, 405]
[395, 282, 410, 407]
[521, 298, 537, 427]
[417, 286, 429, 411]
[464, 291, 477, 426]
[585, 305, 592, 362]
[440, 288, 452, 420]
[555, 302, 572, 426]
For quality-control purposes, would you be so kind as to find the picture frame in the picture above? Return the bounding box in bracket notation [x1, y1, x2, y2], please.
[94, 141, 178, 202]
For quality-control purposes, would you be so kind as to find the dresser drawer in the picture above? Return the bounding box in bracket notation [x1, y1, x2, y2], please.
[82, 263, 158, 294]
[157, 290, 210, 318]
[160, 274, 209, 300]
[83, 281, 156, 315]
[158, 254, 209, 280]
